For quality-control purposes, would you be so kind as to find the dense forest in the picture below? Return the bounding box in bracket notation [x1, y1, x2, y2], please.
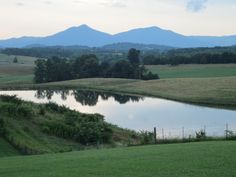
[2, 45, 236, 65]
[34, 48, 159, 83]
[1, 46, 126, 62]
[143, 46, 236, 65]
[143, 52, 236, 65]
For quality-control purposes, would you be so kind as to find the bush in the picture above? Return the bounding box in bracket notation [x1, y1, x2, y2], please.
[142, 72, 159, 80]
[0, 103, 33, 119]
[140, 131, 154, 144]
[39, 105, 46, 115]
[45, 102, 68, 113]
[0, 118, 6, 136]
[196, 130, 206, 139]
[17, 104, 33, 119]
[0, 95, 22, 104]
[43, 112, 113, 145]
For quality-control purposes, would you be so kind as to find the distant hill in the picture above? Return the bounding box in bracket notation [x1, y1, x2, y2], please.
[0, 24, 236, 48]
[102, 42, 173, 51]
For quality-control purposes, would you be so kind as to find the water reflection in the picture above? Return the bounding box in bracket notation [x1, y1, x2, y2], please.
[35, 89, 143, 106]
[1, 89, 236, 137]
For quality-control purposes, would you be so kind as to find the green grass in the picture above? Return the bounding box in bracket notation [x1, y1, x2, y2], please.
[0, 141, 235, 177]
[0, 138, 19, 157]
[146, 64, 236, 79]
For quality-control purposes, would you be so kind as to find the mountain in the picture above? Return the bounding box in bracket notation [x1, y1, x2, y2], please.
[39, 24, 111, 47]
[0, 24, 236, 48]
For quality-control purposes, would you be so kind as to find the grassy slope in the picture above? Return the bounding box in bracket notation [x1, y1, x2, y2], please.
[0, 138, 19, 157]
[0, 96, 139, 155]
[0, 54, 36, 85]
[0, 141, 236, 177]
[146, 64, 236, 79]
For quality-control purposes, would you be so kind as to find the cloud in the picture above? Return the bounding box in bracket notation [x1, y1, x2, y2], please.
[16, 2, 24, 6]
[73, 0, 86, 4]
[186, 0, 208, 12]
[43, 1, 53, 5]
[100, 0, 126, 8]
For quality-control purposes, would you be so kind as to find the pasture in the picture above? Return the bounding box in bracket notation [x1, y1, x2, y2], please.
[146, 64, 236, 79]
[0, 141, 235, 177]
[0, 54, 36, 85]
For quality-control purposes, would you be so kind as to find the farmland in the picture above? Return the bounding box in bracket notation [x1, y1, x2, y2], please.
[146, 64, 236, 79]
[0, 54, 36, 85]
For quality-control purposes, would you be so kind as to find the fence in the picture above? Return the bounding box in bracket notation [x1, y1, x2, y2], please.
[152, 123, 236, 141]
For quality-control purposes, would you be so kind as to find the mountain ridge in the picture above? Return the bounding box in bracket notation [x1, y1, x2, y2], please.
[0, 24, 236, 48]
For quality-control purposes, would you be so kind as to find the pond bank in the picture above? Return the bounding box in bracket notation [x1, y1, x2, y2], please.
[1, 77, 236, 110]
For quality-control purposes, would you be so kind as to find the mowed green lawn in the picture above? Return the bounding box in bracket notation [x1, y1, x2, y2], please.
[0, 54, 37, 85]
[0, 141, 236, 177]
[146, 64, 236, 79]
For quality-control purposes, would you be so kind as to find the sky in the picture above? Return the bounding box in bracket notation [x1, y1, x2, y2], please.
[0, 0, 236, 39]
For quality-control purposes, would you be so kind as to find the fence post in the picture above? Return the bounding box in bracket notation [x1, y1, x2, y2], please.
[162, 128, 164, 140]
[204, 125, 206, 139]
[154, 127, 157, 144]
[225, 123, 229, 140]
[182, 127, 185, 140]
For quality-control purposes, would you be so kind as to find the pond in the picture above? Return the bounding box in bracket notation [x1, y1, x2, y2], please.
[0, 89, 236, 138]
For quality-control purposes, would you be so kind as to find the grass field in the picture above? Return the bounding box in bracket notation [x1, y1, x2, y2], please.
[0, 138, 19, 157]
[0, 141, 235, 177]
[146, 64, 236, 79]
[0, 54, 36, 85]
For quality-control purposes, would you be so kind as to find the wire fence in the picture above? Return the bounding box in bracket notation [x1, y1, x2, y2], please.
[153, 123, 236, 140]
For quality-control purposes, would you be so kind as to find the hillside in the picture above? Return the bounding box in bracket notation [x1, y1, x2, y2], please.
[0, 25, 236, 48]
[0, 95, 140, 155]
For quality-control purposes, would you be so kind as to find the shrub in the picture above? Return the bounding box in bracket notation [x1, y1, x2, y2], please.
[39, 105, 46, 115]
[0, 103, 18, 115]
[140, 131, 154, 144]
[16, 104, 33, 119]
[43, 112, 113, 145]
[196, 130, 206, 139]
[0, 103, 33, 119]
[0, 118, 6, 136]
[45, 102, 68, 113]
[0, 95, 22, 104]
[142, 72, 159, 80]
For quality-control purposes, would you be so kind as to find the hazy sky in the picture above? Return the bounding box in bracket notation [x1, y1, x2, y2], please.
[0, 0, 236, 39]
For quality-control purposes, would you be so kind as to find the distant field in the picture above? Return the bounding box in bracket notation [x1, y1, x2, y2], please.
[0, 141, 235, 177]
[0, 54, 36, 85]
[146, 64, 236, 79]
[0, 138, 19, 157]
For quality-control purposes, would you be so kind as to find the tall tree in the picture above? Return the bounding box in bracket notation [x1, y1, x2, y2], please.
[73, 54, 100, 78]
[128, 48, 140, 66]
[34, 59, 46, 83]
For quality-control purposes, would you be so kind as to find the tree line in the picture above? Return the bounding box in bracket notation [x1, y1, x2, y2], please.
[34, 48, 159, 83]
[143, 52, 236, 65]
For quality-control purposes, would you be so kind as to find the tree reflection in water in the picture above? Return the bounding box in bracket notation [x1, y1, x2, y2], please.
[35, 89, 143, 106]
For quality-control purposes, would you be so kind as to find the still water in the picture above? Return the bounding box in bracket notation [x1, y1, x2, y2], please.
[0, 89, 236, 138]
